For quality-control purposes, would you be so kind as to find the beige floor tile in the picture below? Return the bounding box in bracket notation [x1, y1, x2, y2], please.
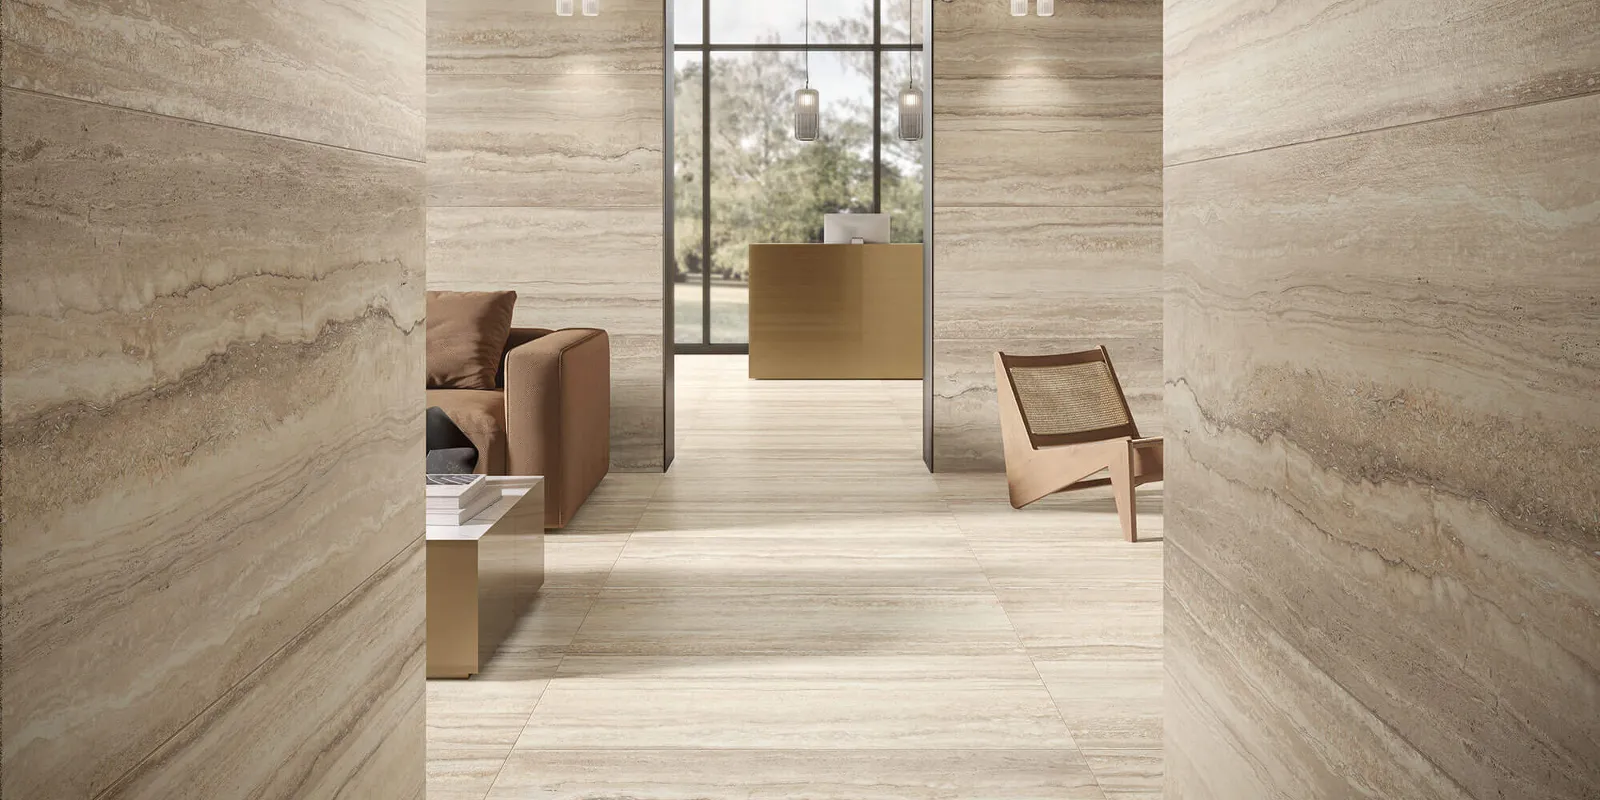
[427, 747, 508, 800]
[477, 590, 598, 667]
[631, 507, 966, 537]
[997, 587, 1163, 660]
[427, 679, 549, 748]
[605, 534, 989, 589]
[487, 749, 1107, 799]
[645, 475, 948, 506]
[1035, 658, 1164, 749]
[429, 355, 1162, 797]
[1083, 748, 1164, 798]
[516, 655, 1075, 750]
[566, 588, 1022, 656]
[542, 541, 626, 589]
[558, 473, 663, 533]
[968, 538, 1164, 590]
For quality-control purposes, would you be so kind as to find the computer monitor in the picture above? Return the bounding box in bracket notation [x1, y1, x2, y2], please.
[823, 213, 891, 244]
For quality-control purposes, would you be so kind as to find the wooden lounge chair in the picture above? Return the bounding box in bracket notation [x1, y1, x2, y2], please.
[994, 347, 1163, 542]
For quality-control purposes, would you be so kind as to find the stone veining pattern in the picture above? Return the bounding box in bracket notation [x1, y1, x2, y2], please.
[1163, 1, 1600, 797]
[1, 2, 428, 797]
[932, 0, 1163, 470]
[427, 0, 667, 471]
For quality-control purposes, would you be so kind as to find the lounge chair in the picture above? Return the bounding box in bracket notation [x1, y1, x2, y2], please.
[994, 347, 1163, 541]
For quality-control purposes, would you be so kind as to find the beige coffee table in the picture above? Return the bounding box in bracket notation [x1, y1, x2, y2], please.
[426, 476, 545, 679]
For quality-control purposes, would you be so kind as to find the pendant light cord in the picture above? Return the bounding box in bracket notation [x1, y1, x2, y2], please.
[804, 0, 810, 88]
[907, 0, 914, 87]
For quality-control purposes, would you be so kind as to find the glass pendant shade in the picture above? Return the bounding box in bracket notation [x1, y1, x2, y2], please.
[556, 0, 574, 15]
[897, 86, 924, 141]
[1036, 0, 1054, 15]
[794, 88, 820, 141]
[1011, 0, 1028, 16]
[582, 0, 598, 15]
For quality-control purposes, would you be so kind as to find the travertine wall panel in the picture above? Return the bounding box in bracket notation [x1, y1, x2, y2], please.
[935, 0, 1160, 79]
[932, 0, 1163, 471]
[935, 77, 1161, 208]
[3, 0, 426, 159]
[1164, 0, 1600, 164]
[427, 0, 665, 471]
[0, 1, 426, 797]
[429, 0, 664, 76]
[1163, 2, 1600, 797]
[427, 73, 664, 208]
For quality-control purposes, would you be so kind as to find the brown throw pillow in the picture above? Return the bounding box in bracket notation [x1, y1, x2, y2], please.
[426, 290, 518, 390]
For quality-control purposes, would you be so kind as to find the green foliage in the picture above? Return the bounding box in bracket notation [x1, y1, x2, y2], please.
[674, 0, 925, 282]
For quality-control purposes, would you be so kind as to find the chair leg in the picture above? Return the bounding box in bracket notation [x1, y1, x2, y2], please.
[1110, 448, 1137, 542]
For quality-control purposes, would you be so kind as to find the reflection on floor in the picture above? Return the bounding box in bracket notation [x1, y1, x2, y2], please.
[427, 355, 1164, 799]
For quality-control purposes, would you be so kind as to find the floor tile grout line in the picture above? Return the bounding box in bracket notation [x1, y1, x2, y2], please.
[937, 477, 1133, 799]
[934, 486, 1100, 768]
[473, 746, 1115, 752]
[482, 477, 666, 795]
[460, 360, 1156, 791]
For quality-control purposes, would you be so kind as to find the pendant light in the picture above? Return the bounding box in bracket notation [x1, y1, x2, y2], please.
[1010, 0, 1027, 15]
[583, 0, 599, 15]
[557, 0, 573, 15]
[794, 0, 820, 141]
[896, 0, 924, 141]
[1037, 0, 1054, 15]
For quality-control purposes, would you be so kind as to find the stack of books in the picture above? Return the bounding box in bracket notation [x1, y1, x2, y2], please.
[425, 474, 497, 525]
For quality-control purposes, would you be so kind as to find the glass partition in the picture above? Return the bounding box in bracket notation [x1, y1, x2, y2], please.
[674, 0, 925, 350]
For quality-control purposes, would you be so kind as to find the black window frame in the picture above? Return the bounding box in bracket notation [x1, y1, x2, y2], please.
[674, 0, 924, 354]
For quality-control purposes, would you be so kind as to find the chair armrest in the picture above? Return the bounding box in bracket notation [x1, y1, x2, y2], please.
[502, 329, 610, 525]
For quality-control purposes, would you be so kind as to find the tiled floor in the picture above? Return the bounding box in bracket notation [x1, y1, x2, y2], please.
[428, 355, 1164, 799]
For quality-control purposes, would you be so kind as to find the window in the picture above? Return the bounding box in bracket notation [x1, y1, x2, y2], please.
[674, 0, 925, 350]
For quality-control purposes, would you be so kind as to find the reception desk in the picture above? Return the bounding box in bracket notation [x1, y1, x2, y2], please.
[748, 244, 924, 379]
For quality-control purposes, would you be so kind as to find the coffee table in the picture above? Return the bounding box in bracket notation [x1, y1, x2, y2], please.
[425, 476, 545, 679]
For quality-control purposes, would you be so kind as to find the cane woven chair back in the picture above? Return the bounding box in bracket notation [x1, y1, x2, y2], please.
[998, 347, 1140, 448]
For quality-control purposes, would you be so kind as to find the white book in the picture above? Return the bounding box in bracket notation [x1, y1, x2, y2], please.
[425, 474, 491, 512]
[425, 489, 499, 526]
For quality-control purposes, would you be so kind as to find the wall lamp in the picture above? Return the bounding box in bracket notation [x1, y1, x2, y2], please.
[1010, 0, 1053, 15]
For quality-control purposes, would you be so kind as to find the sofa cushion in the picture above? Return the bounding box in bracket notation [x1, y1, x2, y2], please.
[426, 390, 507, 475]
[426, 290, 517, 390]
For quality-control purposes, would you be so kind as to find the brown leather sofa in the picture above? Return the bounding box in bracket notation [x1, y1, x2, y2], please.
[428, 327, 610, 528]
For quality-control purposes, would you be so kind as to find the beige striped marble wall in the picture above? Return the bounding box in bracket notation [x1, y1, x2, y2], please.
[1164, 1, 1600, 797]
[1, 1, 427, 798]
[428, 0, 667, 471]
[930, 0, 1162, 471]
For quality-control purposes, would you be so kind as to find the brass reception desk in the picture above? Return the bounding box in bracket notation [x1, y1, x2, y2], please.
[748, 244, 924, 379]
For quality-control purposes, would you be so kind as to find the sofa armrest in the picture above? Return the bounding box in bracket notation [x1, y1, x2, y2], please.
[502, 328, 610, 526]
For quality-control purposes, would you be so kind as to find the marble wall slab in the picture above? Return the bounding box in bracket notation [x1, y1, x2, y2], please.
[1165, 0, 1600, 164]
[934, 0, 1161, 79]
[428, 207, 664, 336]
[931, 0, 1163, 471]
[427, 0, 667, 472]
[428, 73, 665, 207]
[935, 77, 1161, 207]
[429, 0, 665, 76]
[933, 207, 1162, 340]
[2, 0, 425, 159]
[1163, 2, 1600, 795]
[99, 549, 426, 799]
[0, 0, 427, 795]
